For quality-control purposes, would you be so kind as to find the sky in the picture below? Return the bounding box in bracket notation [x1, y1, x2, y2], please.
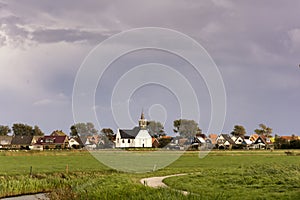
[0, 0, 299, 136]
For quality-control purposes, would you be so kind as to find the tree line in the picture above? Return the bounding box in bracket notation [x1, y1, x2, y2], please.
[0, 121, 284, 138]
[0, 124, 44, 136]
[0, 120, 298, 148]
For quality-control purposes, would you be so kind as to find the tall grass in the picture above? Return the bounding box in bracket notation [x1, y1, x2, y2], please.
[0, 150, 300, 199]
[164, 164, 300, 200]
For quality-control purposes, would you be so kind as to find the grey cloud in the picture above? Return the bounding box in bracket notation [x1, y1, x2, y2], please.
[0, 34, 5, 46]
[0, 16, 114, 45]
[0, 0, 300, 134]
[31, 28, 112, 44]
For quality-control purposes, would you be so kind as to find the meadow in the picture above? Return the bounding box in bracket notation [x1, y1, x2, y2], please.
[0, 150, 299, 199]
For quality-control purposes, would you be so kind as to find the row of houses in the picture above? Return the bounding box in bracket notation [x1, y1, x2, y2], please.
[1, 132, 299, 151]
[112, 113, 300, 150]
[1, 114, 299, 150]
[189, 134, 274, 150]
[0, 130, 106, 151]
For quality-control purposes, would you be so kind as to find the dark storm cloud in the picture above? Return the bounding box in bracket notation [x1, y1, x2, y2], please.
[0, 0, 118, 45]
[0, 15, 113, 45]
[0, 0, 300, 134]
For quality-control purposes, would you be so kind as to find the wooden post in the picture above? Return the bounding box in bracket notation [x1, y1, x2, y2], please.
[66, 164, 69, 174]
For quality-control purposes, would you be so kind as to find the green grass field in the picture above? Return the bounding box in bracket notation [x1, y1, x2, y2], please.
[0, 150, 299, 199]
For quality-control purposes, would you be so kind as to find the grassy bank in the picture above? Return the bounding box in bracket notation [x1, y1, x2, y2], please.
[0, 150, 299, 199]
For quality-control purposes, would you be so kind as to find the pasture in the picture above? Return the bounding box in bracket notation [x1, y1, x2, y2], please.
[0, 150, 299, 199]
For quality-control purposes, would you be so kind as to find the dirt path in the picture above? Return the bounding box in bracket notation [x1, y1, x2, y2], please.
[140, 174, 189, 195]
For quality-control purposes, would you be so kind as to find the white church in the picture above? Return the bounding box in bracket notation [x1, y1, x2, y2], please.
[115, 112, 152, 148]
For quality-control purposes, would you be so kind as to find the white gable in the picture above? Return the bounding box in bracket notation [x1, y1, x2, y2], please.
[244, 139, 252, 145]
[231, 136, 237, 141]
[235, 137, 244, 144]
[197, 137, 206, 143]
[136, 130, 151, 139]
[69, 138, 80, 146]
[218, 135, 224, 140]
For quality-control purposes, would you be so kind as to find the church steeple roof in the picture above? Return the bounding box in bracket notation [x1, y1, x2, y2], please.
[140, 111, 145, 120]
[139, 110, 147, 129]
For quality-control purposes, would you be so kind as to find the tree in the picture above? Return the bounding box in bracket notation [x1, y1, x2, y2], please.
[254, 124, 273, 138]
[231, 125, 246, 137]
[12, 123, 44, 136]
[70, 122, 98, 137]
[101, 128, 115, 141]
[70, 125, 78, 137]
[0, 125, 11, 136]
[173, 119, 201, 138]
[33, 125, 44, 136]
[12, 123, 33, 136]
[87, 122, 98, 135]
[158, 137, 172, 148]
[147, 121, 165, 137]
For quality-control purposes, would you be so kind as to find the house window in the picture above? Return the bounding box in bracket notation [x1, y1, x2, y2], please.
[122, 139, 125, 143]
[117, 138, 119, 143]
[128, 139, 130, 143]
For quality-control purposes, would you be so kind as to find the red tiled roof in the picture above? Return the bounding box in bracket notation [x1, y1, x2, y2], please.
[281, 136, 299, 141]
[208, 134, 218, 139]
[37, 136, 68, 144]
[250, 134, 259, 142]
[161, 135, 172, 139]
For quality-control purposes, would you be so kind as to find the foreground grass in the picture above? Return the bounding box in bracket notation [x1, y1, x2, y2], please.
[164, 164, 300, 200]
[0, 150, 300, 199]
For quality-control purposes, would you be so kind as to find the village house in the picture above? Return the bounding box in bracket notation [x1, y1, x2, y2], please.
[251, 135, 274, 150]
[0, 136, 12, 149]
[208, 134, 218, 146]
[36, 135, 69, 149]
[115, 112, 152, 148]
[68, 137, 85, 149]
[231, 135, 252, 149]
[280, 135, 300, 142]
[191, 134, 213, 150]
[216, 134, 235, 149]
[152, 138, 159, 148]
[10, 135, 34, 150]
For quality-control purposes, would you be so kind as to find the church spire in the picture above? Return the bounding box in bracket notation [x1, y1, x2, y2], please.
[139, 110, 147, 129]
[140, 110, 145, 120]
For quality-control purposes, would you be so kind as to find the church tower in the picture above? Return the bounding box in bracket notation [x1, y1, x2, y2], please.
[138, 111, 147, 129]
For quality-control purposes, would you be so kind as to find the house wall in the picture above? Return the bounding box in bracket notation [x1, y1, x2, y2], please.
[135, 130, 152, 147]
[115, 129, 152, 148]
[115, 129, 136, 148]
[118, 138, 135, 148]
[69, 139, 80, 148]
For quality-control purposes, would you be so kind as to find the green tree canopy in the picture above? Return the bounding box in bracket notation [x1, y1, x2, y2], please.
[70, 125, 78, 137]
[173, 119, 201, 138]
[158, 137, 172, 148]
[147, 121, 165, 137]
[101, 128, 115, 141]
[0, 125, 11, 136]
[254, 123, 273, 138]
[33, 125, 44, 136]
[12, 123, 44, 136]
[70, 122, 98, 137]
[231, 125, 246, 137]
